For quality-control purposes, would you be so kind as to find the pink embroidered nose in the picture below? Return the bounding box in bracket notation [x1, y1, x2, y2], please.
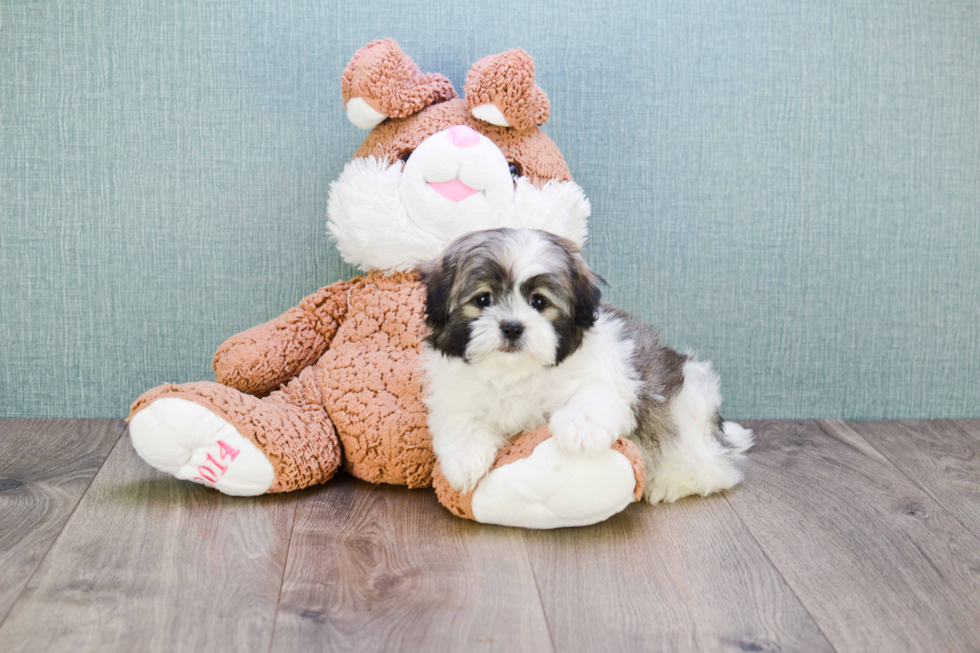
[447, 125, 481, 148]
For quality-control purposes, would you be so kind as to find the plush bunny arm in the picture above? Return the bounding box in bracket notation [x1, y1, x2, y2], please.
[212, 279, 358, 396]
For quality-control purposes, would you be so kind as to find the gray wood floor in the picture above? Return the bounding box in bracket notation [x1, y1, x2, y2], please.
[1, 419, 979, 652]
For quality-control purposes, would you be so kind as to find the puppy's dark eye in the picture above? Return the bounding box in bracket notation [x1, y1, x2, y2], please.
[529, 294, 548, 311]
[508, 162, 522, 178]
[399, 149, 415, 163]
[475, 292, 494, 308]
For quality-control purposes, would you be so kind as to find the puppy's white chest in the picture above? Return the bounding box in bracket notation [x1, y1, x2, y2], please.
[466, 369, 566, 437]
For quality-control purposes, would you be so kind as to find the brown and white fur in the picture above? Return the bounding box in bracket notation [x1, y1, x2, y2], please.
[421, 228, 753, 501]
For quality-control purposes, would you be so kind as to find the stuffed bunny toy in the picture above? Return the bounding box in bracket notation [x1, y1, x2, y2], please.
[128, 39, 645, 528]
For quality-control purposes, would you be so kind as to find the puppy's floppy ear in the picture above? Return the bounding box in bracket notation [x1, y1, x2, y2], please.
[570, 254, 602, 329]
[420, 256, 454, 329]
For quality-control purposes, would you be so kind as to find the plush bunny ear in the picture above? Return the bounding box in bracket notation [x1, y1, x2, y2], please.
[341, 39, 457, 129]
[464, 49, 551, 130]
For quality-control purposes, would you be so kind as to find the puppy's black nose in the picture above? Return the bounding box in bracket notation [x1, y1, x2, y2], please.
[500, 321, 524, 341]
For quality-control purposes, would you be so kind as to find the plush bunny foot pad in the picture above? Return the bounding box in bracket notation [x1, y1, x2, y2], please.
[433, 427, 645, 529]
[471, 438, 639, 529]
[129, 398, 275, 496]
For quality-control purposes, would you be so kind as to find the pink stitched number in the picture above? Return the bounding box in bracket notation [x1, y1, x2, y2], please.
[197, 466, 218, 483]
[194, 442, 240, 484]
[218, 440, 240, 461]
[206, 452, 228, 474]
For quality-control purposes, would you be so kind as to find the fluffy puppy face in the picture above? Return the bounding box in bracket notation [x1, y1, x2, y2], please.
[423, 228, 601, 375]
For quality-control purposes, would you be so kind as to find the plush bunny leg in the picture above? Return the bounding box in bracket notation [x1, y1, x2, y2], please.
[128, 366, 341, 495]
[433, 427, 645, 529]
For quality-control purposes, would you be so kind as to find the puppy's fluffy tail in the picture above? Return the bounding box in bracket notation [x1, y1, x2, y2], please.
[680, 356, 754, 456]
[720, 421, 754, 455]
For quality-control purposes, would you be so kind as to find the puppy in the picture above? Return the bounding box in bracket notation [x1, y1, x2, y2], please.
[420, 228, 753, 502]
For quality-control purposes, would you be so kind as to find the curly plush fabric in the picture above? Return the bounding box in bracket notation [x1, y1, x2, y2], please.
[342, 39, 456, 119]
[213, 279, 355, 396]
[613, 439, 647, 502]
[319, 272, 435, 487]
[353, 99, 571, 187]
[464, 49, 550, 131]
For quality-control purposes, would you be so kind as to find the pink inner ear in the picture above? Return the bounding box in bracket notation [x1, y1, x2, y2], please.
[429, 179, 480, 202]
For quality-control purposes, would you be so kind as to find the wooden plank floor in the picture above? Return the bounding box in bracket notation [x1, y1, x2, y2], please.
[1, 419, 978, 652]
[0, 420, 123, 624]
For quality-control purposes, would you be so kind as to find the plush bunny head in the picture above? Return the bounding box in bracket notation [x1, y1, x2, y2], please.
[327, 39, 590, 273]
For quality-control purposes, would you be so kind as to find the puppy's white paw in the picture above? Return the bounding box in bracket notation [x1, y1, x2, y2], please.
[439, 442, 497, 495]
[549, 407, 619, 456]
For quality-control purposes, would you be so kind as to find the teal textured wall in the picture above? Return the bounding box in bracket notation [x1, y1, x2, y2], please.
[1, 0, 978, 419]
